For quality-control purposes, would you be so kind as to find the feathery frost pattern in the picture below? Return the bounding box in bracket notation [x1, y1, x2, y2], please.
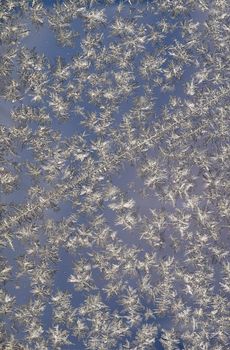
[0, 0, 230, 349]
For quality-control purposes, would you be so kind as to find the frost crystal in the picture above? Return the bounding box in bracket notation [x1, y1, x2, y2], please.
[0, 0, 229, 349]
